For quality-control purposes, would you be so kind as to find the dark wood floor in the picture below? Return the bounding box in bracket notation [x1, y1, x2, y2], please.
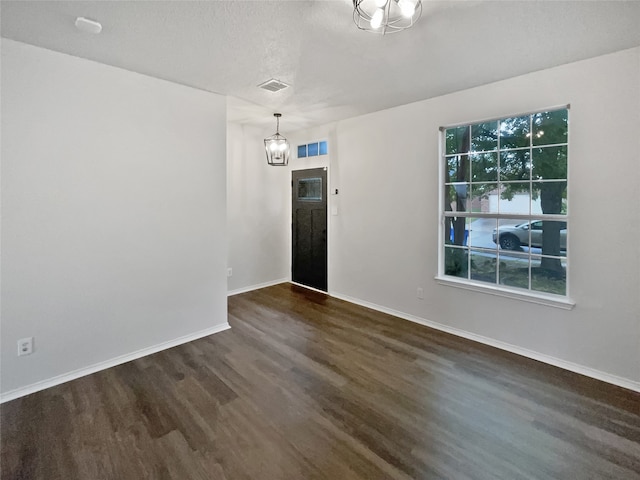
[2, 283, 639, 479]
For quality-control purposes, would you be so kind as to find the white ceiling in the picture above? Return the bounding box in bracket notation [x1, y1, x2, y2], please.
[2, 1, 640, 131]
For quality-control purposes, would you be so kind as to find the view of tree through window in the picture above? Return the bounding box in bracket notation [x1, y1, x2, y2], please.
[442, 108, 568, 296]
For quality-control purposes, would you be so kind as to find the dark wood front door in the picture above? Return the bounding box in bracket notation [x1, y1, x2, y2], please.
[292, 168, 327, 291]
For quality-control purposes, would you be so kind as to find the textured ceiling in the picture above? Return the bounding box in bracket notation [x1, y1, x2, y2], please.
[2, 1, 640, 131]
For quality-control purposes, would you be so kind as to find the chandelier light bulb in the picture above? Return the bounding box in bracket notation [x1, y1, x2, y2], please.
[398, 0, 416, 18]
[353, 0, 422, 35]
[370, 8, 384, 29]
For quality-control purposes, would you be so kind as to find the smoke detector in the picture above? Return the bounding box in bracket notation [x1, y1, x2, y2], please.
[257, 79, 290, 93]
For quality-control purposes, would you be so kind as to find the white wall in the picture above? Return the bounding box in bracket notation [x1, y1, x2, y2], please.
[1, 40, 228, 397]
[230, 47, 640, 389]
[227, 122, 290, 293]
[328, 47, 640, 387]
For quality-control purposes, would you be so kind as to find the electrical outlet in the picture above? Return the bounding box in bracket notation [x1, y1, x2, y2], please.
[227, 268, 233, 277]
[417, 287, 424, 300]
[17, 337, 34, 356]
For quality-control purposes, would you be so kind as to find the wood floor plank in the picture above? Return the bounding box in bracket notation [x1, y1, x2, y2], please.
[2, 282, 639, 479]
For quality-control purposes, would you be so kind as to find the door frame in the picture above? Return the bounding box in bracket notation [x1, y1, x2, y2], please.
[291, 166, 330, 293]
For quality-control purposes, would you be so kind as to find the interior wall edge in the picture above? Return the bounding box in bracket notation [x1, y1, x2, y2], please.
[0, 322, 231, 404]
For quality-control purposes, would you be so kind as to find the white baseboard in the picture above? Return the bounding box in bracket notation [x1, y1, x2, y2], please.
[5, 290, 637, 403]
[330, 292, 640, 393]
[290, 282, 328, 295]
[0, 322, 231, 404]
[228, 278, 288, 296]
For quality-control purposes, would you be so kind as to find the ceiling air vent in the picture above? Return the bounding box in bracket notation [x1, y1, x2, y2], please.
[258, 79, 290, 93]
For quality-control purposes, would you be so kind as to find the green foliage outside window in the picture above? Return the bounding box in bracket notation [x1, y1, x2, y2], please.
[443, 108, 568, 296]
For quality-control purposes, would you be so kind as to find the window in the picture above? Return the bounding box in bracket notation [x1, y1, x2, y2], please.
[297, 140, 328, 158]
[297, 178, 322, 201]
[439, 107, 569, 301]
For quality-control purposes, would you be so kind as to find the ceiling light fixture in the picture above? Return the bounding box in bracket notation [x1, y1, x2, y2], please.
[353, 0, 422, 34]
[264, 113, 290, 166]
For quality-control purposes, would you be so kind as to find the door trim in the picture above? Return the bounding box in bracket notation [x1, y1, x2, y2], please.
[291, 167, 329, 292]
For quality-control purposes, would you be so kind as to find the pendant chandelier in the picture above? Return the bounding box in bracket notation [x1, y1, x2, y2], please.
[264, 113, 290, 166]
[353, 0, 422, 34]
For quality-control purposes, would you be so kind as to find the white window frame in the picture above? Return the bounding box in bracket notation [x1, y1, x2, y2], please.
[435, 105, 575, 310]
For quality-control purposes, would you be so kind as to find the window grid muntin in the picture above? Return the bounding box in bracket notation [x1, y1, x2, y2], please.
[440, 107, 568, 297]
[297, 140, 328, 158]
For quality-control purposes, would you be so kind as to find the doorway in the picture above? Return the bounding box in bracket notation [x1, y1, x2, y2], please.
[292, 168, 328, 291]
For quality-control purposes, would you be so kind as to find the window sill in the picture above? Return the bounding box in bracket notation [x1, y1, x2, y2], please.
[434, 276, 576, 310]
